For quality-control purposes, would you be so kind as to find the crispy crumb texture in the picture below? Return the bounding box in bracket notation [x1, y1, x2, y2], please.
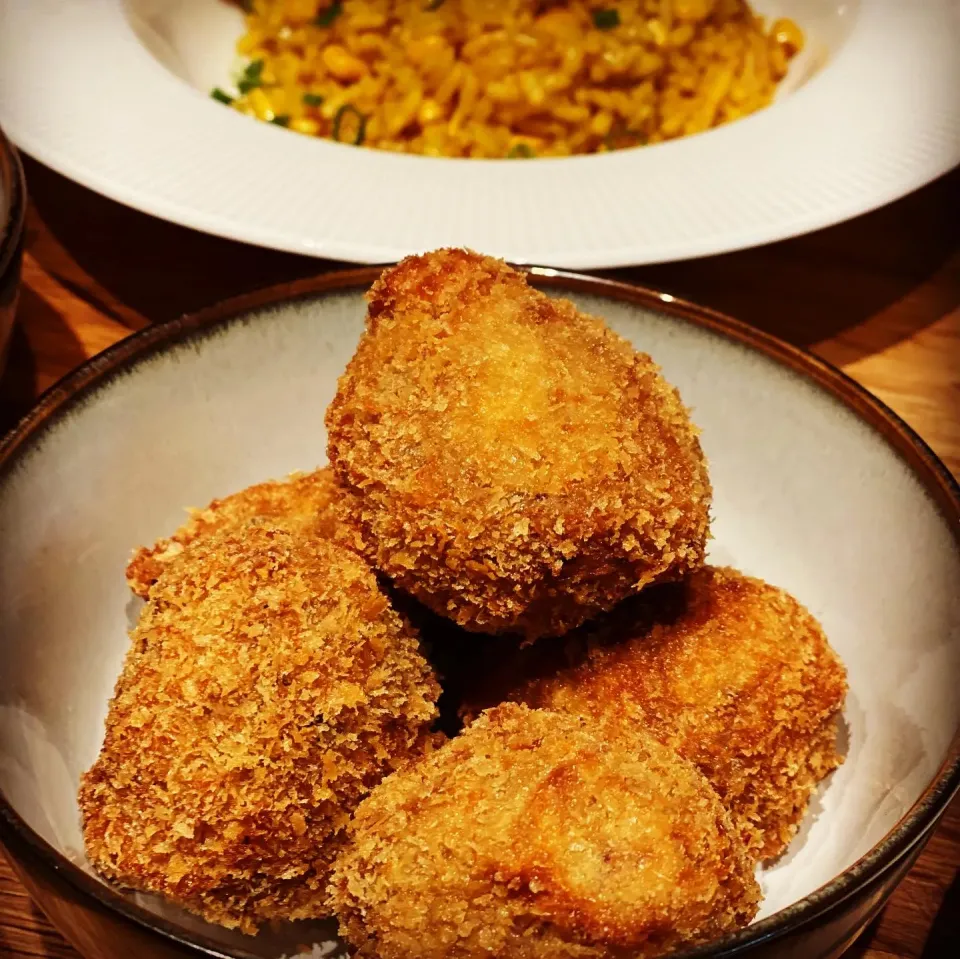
[496, 566, 848, 860]
[329, 703, 759, 959]
[126, 467, 341, 598]
[326, 249, 711, 639]
[82, 524, 440, 933]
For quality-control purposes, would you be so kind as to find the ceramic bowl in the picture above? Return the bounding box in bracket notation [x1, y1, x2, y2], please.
[0, 271, 958, 959]
[0, 125, 26, 377]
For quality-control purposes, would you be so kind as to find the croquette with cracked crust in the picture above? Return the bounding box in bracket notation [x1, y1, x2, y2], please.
[502, 566, 848, 860]
[126, 467, 340, 598]
[81, 524, 440, 933]
[326, 249, 711, 639]
[329, 703, 759, 959]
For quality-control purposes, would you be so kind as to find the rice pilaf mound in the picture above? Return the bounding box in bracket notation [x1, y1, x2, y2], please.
[219, 0, 804, 157]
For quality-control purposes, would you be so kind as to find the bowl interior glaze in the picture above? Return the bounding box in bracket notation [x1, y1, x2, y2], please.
[0, 278, 958, 959]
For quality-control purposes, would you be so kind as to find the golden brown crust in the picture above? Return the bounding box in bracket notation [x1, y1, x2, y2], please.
[326, 250, 711, 640]
[82, 524, 440, 933]
[329, 703, 759, 959]
[125, 467, 341, 598]
[508, 567, 848, 860]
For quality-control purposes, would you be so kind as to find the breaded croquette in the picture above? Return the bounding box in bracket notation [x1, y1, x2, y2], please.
[329, 703, 760, 959]
[81, 524, 440, 933]
[507, 567, 848, 860]
[326, 249, 711, 640]
[126, 467, 340, 598]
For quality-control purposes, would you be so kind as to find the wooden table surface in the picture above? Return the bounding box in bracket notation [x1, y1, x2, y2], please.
[0, 157, 957, 958]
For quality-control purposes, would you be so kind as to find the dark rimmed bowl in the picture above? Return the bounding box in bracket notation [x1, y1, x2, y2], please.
[0, 126, 27, 377]
[0, 270, 958, 959]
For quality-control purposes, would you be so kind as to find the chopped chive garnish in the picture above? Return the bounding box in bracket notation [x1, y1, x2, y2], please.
[593, 9, 620, 29]
[507, 143, 535, 159]
[303, 92, 324, 106]
[332, 104, 368, 145]
[270, 114, 290, 127]
[237, 58, 265, 93]
[314, 1, 343, 27]
[211, 87, 234, 105]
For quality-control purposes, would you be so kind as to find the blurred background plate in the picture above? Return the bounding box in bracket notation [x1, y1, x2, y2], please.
[0, 126, 26, 379]
[0, 0, 957, 267]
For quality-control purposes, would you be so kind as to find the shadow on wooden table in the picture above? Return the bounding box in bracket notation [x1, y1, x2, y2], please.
[615, 170, 959, 359]
[22, 157, 332, 325]
[21, 157, 960, 359]
[0, 287, 92, 433]
[846, 860, 960, 959]
[846, 915, 884, 959]
[0, 853, 80, 959]
[0, 324, 37, 424]
[920, 869, 960, 958]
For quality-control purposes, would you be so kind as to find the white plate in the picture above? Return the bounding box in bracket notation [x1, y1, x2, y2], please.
[0, 0, 958, 267]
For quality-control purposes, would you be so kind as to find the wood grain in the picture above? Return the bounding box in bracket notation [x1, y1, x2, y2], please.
[0, 157, 957, 958]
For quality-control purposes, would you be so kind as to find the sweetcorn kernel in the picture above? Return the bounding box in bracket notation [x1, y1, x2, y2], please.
[322, 45, 368, 82]
[248, 87, 275, 121]
[590, 111, 614, 137]
[417, 98, 446, 126]
[772, 18, 804, 55]
[290, 117, 320, 136]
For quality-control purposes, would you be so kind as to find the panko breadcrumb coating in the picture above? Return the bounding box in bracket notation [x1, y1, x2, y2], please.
[500, 567, 847, 860]
[326, 250, 711, 639]
[126, 467, 340, 598]
[81, 524, 440, 933]
[329, 703, 759, 959]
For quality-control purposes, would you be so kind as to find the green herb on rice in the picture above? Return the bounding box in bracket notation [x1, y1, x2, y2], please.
[332, 104, 368, 145]
[314, 2, 343, 27]
[237, 58, 265, 94]
[593, 9, 620, 30]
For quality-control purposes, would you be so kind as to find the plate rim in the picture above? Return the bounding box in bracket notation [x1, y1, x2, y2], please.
[0, 267, 958, 959]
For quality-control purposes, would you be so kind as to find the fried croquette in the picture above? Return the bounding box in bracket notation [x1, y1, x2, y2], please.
[326, 249, 711, 640]
[329, 703, 759, 959]
[81, 524, 440, 933]
[504, 567, 848, 860]
[126, 467, 340, 598]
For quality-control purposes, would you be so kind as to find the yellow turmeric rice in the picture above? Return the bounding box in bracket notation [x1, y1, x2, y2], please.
[217, 1, 803, 158]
